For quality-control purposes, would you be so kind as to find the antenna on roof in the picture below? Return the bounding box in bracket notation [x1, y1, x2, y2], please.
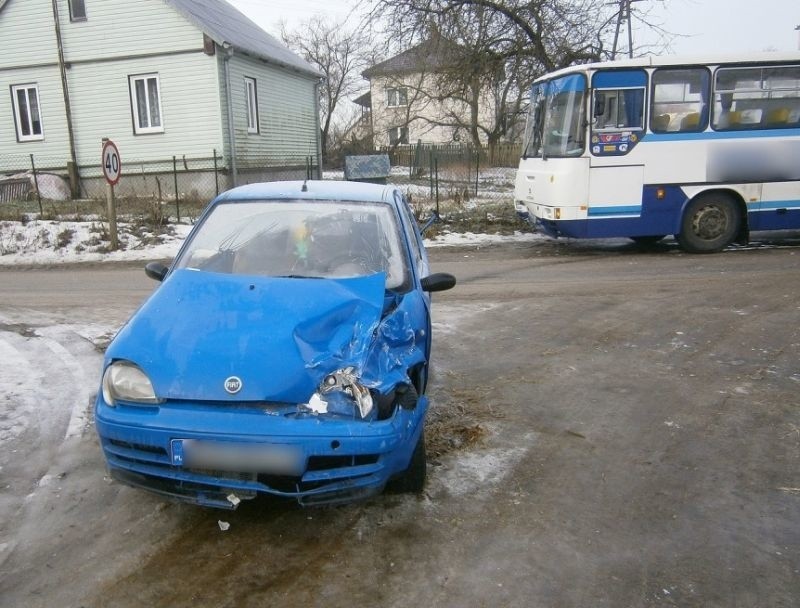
[302, 155, 311, 191]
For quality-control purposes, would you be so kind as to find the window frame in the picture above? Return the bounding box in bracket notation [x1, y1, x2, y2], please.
[10, 83, 44, 142]
[386, 87, 409, 108]
[388, 125, 409, 145]
[712, 64, 800, 131]
[649, 66, 711, 133]
[128, 73, 164, 135]
[68, 0, 87, 21]
[244, 77, 260, 134]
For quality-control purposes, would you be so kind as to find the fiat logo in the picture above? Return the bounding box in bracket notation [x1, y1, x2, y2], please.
[224, 376, 242, 394]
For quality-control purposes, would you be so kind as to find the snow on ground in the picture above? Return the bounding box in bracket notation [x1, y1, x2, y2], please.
[0, 218, 541, 265]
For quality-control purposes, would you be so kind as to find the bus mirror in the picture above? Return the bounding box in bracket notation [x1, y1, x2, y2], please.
[594, 96, 605, 117]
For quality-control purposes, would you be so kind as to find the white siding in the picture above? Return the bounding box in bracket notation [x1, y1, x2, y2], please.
[0, 0, 58, 70]
[68, 53, 223, 166]
[0, 67, 72, 166]
[57, 0, 204, 60]
[226, 53, 318, 160]
[0, 0, 318, 175]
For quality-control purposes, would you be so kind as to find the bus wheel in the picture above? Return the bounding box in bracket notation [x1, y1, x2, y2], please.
[677, 193, 740, 253]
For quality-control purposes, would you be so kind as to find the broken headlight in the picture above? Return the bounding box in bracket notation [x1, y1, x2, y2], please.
[305, 367, 374, 419]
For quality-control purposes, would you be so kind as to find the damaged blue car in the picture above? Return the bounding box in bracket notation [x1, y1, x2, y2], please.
[95, 181, 455, 509]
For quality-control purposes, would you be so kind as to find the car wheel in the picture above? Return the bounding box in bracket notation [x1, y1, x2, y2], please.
[386, 428, 427, 494]
[677, 193, 740, 253]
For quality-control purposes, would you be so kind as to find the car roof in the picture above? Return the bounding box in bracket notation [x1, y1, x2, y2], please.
[212, 180, 399, 206]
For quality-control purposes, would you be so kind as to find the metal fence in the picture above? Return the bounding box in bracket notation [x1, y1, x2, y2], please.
[0, 151, 320, 210]
[370, 143, 520, 215]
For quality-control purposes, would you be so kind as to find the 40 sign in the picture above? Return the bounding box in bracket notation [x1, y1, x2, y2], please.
[101, 140, 122, 186]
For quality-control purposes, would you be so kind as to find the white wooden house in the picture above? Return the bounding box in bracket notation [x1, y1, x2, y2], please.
[0, 0, 322, 199]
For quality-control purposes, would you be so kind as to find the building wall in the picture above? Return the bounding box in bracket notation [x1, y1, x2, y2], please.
[0, 0, 320, 193]
[223, 52, 319, 163]
[369, 72, 497, 148]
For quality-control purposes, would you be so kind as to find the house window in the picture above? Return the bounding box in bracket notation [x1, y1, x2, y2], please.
[387, 87, 408, 107]
[11, 84, 44, 141]
[129, 74, 163, 134]
[389, 126, 409, 145]
[245, 77, 259, 134]
[69, 0, 87, 21]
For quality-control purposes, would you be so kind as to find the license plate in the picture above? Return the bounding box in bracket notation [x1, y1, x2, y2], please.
[171, 439, 303, 476]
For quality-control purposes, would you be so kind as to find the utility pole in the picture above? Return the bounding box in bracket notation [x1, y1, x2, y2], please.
[796, 25, 800, 51]
[611, 0, 644, 60]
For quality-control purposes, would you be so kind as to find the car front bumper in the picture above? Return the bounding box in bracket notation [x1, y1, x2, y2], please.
[95, 397, 427, 509]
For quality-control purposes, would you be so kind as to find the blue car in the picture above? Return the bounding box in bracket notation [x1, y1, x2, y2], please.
[95, 181, 455, 509]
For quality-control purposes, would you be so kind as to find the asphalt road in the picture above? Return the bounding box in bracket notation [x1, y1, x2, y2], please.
[1, 237, 799, 607]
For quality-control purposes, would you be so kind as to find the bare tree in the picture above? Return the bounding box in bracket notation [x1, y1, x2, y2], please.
[359, 0, 672, 153]
[281, 17, 375, 163]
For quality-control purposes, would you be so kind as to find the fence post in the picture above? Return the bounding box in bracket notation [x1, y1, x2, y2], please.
[429, 153, 434, 200]
[29, 154, 43, 215]
[172, 155, 181, 223]
[213, 148, 219, 196]
[475, 150, 479, 197]
[434, 155, 439, 214]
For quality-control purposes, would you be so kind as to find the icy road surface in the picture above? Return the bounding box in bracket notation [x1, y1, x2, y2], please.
[2, 236, 800, 607]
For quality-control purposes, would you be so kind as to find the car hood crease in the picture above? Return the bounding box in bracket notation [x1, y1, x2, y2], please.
[106, 269, 388, 403]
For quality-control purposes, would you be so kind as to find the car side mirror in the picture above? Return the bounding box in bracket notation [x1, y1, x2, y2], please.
[421, 272, 456, 292]
[145, 261, 168, 282]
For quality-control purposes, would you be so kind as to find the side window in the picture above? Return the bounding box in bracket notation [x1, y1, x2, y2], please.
[592, 88, 645, 131]
[11, 84, 44, 141]
[394, 192, 424, 269]
[69, 0, 87, 21]
[651, 68, 710, 133]
[389, 126, 409, 145]
[387, 87, 408, 107]
[129, 74, 163, 135]
[244, 77, 259, 134]
[714, 65, 800, 130]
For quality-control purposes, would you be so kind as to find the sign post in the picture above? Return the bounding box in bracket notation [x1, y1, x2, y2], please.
[101, 139, 121, 250]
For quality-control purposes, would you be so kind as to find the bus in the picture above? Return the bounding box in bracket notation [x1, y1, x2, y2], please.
[514, 53, 800, 252]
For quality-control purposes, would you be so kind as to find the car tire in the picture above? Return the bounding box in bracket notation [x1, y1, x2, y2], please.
[386, 428, 427, 494]
[677, 193, 740, 253]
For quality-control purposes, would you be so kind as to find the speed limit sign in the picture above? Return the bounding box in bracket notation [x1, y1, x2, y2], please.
[101, 140, 122, 185]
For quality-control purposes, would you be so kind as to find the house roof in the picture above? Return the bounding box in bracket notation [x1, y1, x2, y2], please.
[352, 91, 371, 108]
[362, 35, 464, 79]
[166, 0, 321, 78]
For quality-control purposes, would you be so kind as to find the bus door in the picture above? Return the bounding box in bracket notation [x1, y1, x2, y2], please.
[588, 70, 647, 217]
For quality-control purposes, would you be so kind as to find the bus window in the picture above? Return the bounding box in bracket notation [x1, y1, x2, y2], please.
[593, 88, 645, 130]
[651, 68, 710, 132]
[714, 65, 800, 130]
[523, 73, 586, 159]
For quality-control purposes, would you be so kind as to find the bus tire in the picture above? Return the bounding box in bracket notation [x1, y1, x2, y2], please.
[677, 193, 740, 253]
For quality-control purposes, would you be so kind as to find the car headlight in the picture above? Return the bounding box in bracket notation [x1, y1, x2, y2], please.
[304, 367, 374, 419]
[102, 361, 160, 406]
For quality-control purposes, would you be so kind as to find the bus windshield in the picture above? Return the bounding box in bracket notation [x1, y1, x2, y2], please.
[523, 74, 586, 159]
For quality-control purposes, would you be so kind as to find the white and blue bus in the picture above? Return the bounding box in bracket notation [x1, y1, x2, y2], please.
[514, 53, 800, 252]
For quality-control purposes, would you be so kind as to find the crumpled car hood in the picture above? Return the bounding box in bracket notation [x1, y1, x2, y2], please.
[105, 269, 420, 403]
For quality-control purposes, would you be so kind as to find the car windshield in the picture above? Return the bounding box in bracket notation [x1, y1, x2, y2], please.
[174, 200, 409, 289]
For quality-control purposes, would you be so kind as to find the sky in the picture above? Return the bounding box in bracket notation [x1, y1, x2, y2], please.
[226, 0, 800, 56]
